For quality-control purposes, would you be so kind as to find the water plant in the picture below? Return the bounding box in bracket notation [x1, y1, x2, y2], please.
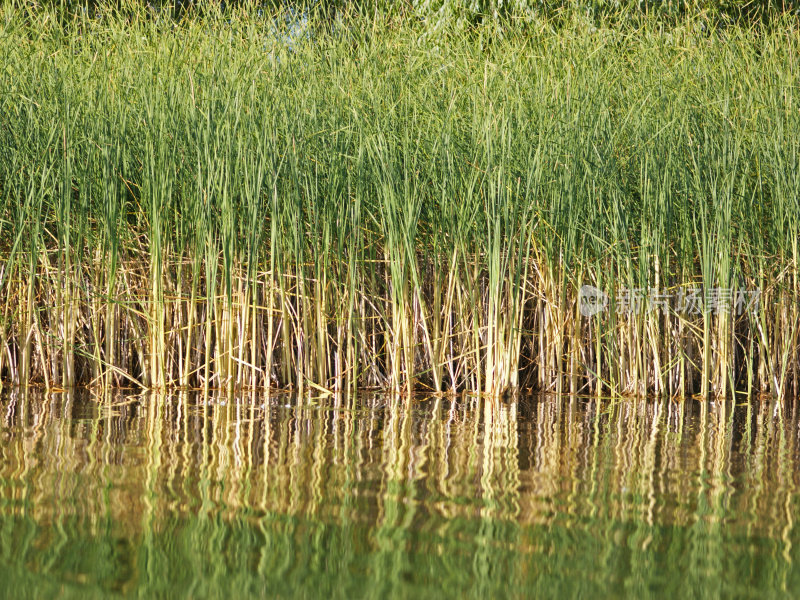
[0, 2, 798, 397]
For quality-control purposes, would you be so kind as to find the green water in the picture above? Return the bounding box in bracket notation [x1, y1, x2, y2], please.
[1, 391, 799, 598]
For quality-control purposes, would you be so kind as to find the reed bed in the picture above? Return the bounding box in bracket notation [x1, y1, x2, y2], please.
[1, 3, 799, 396]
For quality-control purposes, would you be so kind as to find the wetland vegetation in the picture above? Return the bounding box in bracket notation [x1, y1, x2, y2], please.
[1, 1, 800, 397]
[3, 2, 800, 597]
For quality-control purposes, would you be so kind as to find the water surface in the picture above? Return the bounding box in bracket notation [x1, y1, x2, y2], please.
[1, 391, 799, 598]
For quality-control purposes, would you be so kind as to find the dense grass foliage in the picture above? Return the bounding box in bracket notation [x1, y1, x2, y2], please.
[1, 4, 799, 396]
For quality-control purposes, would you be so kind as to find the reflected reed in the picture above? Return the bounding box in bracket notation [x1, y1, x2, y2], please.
[2, 391, 800, 597]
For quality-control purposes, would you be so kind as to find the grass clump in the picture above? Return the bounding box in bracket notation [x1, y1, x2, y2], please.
[1, 2, 799, 397]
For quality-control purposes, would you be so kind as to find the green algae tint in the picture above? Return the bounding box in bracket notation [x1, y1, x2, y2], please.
[1, 390, 799, 598]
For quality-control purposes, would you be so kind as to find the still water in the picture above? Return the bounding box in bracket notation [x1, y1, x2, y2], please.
[1, 390, 799, 598]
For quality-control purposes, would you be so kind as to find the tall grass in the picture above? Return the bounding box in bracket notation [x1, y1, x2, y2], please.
[0, 2, 798, 396]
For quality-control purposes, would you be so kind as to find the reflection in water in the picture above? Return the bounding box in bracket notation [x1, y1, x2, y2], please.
[1, 391, 799, 598]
